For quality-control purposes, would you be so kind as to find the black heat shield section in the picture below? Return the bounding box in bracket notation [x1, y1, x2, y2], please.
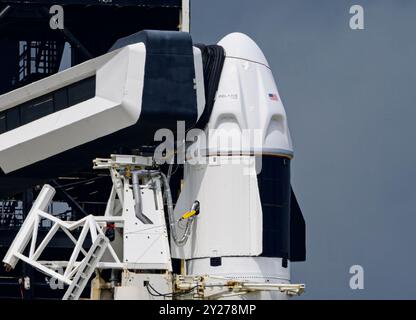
[257, 156, 306, 262]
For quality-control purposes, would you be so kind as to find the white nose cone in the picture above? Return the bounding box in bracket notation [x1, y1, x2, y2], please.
[204, 32, 293, 157]
[218, 32, 270, 67]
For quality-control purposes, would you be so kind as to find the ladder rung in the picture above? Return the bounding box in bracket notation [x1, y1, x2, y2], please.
[62, 235, 109, 300]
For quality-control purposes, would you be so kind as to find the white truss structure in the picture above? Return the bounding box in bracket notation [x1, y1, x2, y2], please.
[3, 184, 121, 287]
[3, 155, 171, 295]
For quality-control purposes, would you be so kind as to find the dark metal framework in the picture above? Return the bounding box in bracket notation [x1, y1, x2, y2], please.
[0, 1, 183, 299]
[0, 1, 182, 94]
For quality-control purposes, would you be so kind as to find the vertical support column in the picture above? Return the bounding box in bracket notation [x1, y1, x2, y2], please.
[180, 0, 190, 32]
[3, 184, 56, 269]
[22, 188, 34, 300]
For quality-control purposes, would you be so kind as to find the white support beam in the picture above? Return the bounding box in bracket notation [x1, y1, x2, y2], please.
[60, 227, 88, 257]
[32, 222, 60, 261]
[95, 221, 121, 264]
[180, 0, 190, 32]
[29, 215, 39, 258]
[15, 252, 71, 286]
[104, 185, 117, 217]
[37, 210, 89, 230]
[64, 221, 90, 277]
[89, 218, 98, 243]
[3, 184, 55, 269]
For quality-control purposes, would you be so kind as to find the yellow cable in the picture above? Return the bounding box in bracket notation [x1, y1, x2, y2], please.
[181, 210, 196, 220]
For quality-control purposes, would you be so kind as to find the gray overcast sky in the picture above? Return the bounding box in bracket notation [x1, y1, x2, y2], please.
[191, 0, 416, 299]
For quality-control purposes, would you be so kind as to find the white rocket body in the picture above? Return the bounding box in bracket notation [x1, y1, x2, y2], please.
[171, 33, 295, 300]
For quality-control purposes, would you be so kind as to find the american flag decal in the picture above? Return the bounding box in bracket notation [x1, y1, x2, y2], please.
[268, 93, 279, 101]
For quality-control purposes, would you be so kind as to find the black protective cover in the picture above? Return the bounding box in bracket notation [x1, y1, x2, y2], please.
[110, 30, 198, 138]
[193, 44, 225, 130]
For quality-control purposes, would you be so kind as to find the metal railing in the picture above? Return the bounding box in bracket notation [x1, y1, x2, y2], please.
[18, 40, 62, 84]
[0, 200, 75, 229]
